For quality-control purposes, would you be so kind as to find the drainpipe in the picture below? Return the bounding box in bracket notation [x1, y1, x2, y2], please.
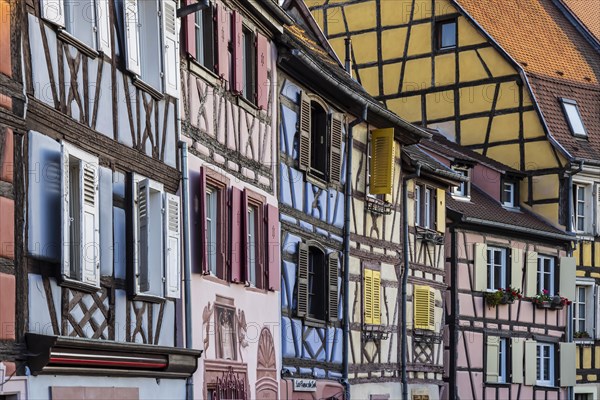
[402, 165, 421, 400]
[448, 224, 458, 400]
[343, 105, 368, 400]
[344, 38, 352, 77]
[179, 141, 194, 400]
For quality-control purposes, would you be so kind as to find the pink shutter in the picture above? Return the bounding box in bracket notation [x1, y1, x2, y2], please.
[230, 186, 243, 283]
[215, 3, 229, 80]
[199, 167, 208, 274]
[241, 189, 249, 282]
[232, 11, 243, 94]
[256, 33, 269, 110]
[185, 0, 196, 59]
[266, 204, 280, 291]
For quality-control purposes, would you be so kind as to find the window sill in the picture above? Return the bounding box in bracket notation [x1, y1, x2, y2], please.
[57, 29, 99, 59]
[60, 276, 101, 293]
[435, 46, 456, 55]
[450, 194, 471, 202]
[132, 76, 164, 101]
[574, 233, 595, 241]
[305, 171, 329, 188]
[573, 133, 589, 140]
[486, 382, 511, 387]
[534, 384, 559, 389]
[303, 317, 327, 328]
[131, 293, 166, 304]
[501, 205, 521, 212]
[201, 273, 230, 286]
[245, 285, 268, 294]
[574, 338, 595, 345]
[236, 95, 260, 116]
[188, 58, 221, 88]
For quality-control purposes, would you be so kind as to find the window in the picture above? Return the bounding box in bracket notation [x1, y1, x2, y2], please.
[537, 255, 556, 295]
[415, 186, 421, 226]
[536, 343, 554, 386]
[561, 98, 587, 137]
[425, 188, 432, 228]
[414, 285, 435, 330]
[194, 6, 215, 70]
[436, 19, 457, 50]
[297, 242, 339, 323]
[575, 394, 594, 400]
[573, 282, 595, 338]
[415, 184, 439, 230]
[363, 267, 381, 325]
[206, 187, 218, 275]
[502, 181, 516, 208]
[498, 338, 508, 383]
[486, 336, 511, 383]
[247, 205, 258, 286]
[574, 286, 587, 333]
[298, 93, 343, 185]
[242, 27, 256, 102]
[200, 167, 228, 279]
[487, 247, 507, 291]
[451, 167, 470, 197]
[573, 184, 591, 233]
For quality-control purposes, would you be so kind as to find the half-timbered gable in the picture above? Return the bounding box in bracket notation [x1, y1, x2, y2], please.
[179, 0, 287, 399]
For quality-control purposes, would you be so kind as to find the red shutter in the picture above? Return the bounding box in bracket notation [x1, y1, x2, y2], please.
[241, 189, 249, 283]
[199, 167, 208, 274]
[265, 204, 280, 291]
[232, 11, 243, 94]
[185, 0, 196, 59]
[215, 3, 229, 80]
[230, 186, 243, 283]
[256, 33, 269, 110]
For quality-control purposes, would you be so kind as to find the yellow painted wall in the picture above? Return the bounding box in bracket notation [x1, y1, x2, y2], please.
[531, 174, 559, 201]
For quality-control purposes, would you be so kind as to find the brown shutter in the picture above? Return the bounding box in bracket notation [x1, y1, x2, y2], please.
[328, 252, 339, 322]
[215, 3, 229, 80]
[266, 204, 280, 291]
[256, 33, 269, 110]
[199, 167, 208, 274]
[231, 11, 243, 94]
[241, 188, 249, 283]
[297, 243, 309, 318]
[185, 0, 196, 59]
[298, 91, 311, 172]
[230, 186, 243, 283]
[329, 113, 343, 185]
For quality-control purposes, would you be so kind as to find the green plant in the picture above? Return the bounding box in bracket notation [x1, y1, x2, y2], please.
[484, 290, 504, 307]
[574, 331, 591, 339]
[531, 289, 552, 304]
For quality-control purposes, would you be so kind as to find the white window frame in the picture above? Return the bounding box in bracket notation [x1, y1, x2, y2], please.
[415, 185, 421, 226]
[537, 255, 555, 295]
[536, 343, 554, 386]
[424, 188, 432, 229]
[486, 247, 507, 291]
[502, 181, 516, 208]
[561, 98, 587, 137]
[574, 279, 595, 339]
[206, 186, 218, 275]
[498, 338, 508, 384]
[574, 183, 591, 234]
[247, 205, 257, 286]
[451, 167, 470, 198]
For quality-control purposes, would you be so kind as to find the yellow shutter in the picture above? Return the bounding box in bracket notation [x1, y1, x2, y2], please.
[414, 285, 432, 330]
[364, 269, 373, 324]
[428, 287, 435, 330]
[369, 128, 395, 195]
[436, 188, 446, 233]
[372, 270, 381, 325]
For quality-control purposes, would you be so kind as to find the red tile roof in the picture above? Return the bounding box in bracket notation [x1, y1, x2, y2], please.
[562, 0, 600, 43]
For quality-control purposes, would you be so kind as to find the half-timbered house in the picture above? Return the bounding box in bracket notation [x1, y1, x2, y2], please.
[4, 0, 202, 398]
[179, 0, 289, 399]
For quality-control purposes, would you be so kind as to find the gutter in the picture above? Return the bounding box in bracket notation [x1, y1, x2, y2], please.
[342, 105, 368, 400]
[401, 165, 421, 400]
[257, 0, 294, 26]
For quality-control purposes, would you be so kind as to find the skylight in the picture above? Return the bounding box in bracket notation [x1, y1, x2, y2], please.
[561, 98, 587, 137]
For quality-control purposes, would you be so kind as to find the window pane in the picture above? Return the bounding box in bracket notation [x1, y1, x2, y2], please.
[206, 189, 218, 275]
[247, 207, 256, 286]
[440, 21, 456, 48]
[564, 102, 586, 136]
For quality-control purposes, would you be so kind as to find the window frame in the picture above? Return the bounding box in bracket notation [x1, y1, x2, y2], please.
[435, 18, 457, 52]
[307, 245, 327, 321]
[415, 185, 421, 226]
[537, 255, 556, 295]
[498, 337, 508, 384]
[486, 246, 508, 291]
[194, 5, 215, 71]
[243, 188, 266, 289]
[573, 183, 591, 234]
[536, 342, 555, 387]
[309, 99, 330, 181]
[502, 180, 517, 208]
[573, 280, 595, 339]
[415, 183, 437, 230]
[451, 166, 470, 198]
[201, 167, 229, 280]
[560, 98, 587, 138]
[241, 25, 256, 103]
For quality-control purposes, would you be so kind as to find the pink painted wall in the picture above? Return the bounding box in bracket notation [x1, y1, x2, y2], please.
[472, 163, 501, 201]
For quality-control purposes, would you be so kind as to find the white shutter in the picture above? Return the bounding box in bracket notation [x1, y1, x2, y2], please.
[524, 340, 537, 386]
[41, 0, 65, 27]
[161, 0, 179, 97]
[559, 256, 576, 300]
[474, 243, 488, 291]
[525, 251, 538, 297]
[511, 338, 524, 384]
[511, 248, 523, 291]
[486, 336, 500, 383]
[164, 193, 181, 298]
[80, 156, 100, 286]
[137, 179, 151, 293]
[560, 342, 576, 387]
[124, 0, 141, 75]
[594, 183, 600, 236]
[61, 143, 71, 277]
[95, 0, 112, 55]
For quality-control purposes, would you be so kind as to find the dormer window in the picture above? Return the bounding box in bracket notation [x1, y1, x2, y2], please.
[451, 166, 470, 198]
[560, 98, 587, 137]
[502, 181, 516, 208]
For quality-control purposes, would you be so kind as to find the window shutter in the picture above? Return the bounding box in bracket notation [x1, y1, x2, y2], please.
[525, 251, 538, 297]
[297, 243, 309, 318]
[524, 340, 537, 386]
[124, 0, 141, 75]
[473, 243, 488, 292]
[435, 188, 445, 233]
[298, 91, 311, 172]
[60, 143, 71, 277]
[511, 248, 523, 291]
[372, 270, 381, 325]
[428, 287, 435, 329]
[164, 193, 181, 298]
[369, 128, 395, 195]
[185, 0, 196, 58]
[162, 0, 179, 97]
[81, 157, 100, 286]
[595, 183, 600, 236]
[231, 11, 243, 94]
[560, 342, 576, 387]
[559, 256, 576, 300]
[137, 179, 151, 292]
[414, 285, 431, 330]
[266, 204, 280, 291]
[230, 186, 243, 283]
[40, 0, 65, 27]
[363, 269, 373, 325]
[329, 113, 343, 185]
[199, 167, 208, 274]
[215, 3, 229, 80]
[241, 189, 249, 283]
[95, 0, 111, 54]
[485, 336, 500, 383]
[256, 33, 269, 110]
[328, 252, 339, 322]
[511, 338, 524, 383]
